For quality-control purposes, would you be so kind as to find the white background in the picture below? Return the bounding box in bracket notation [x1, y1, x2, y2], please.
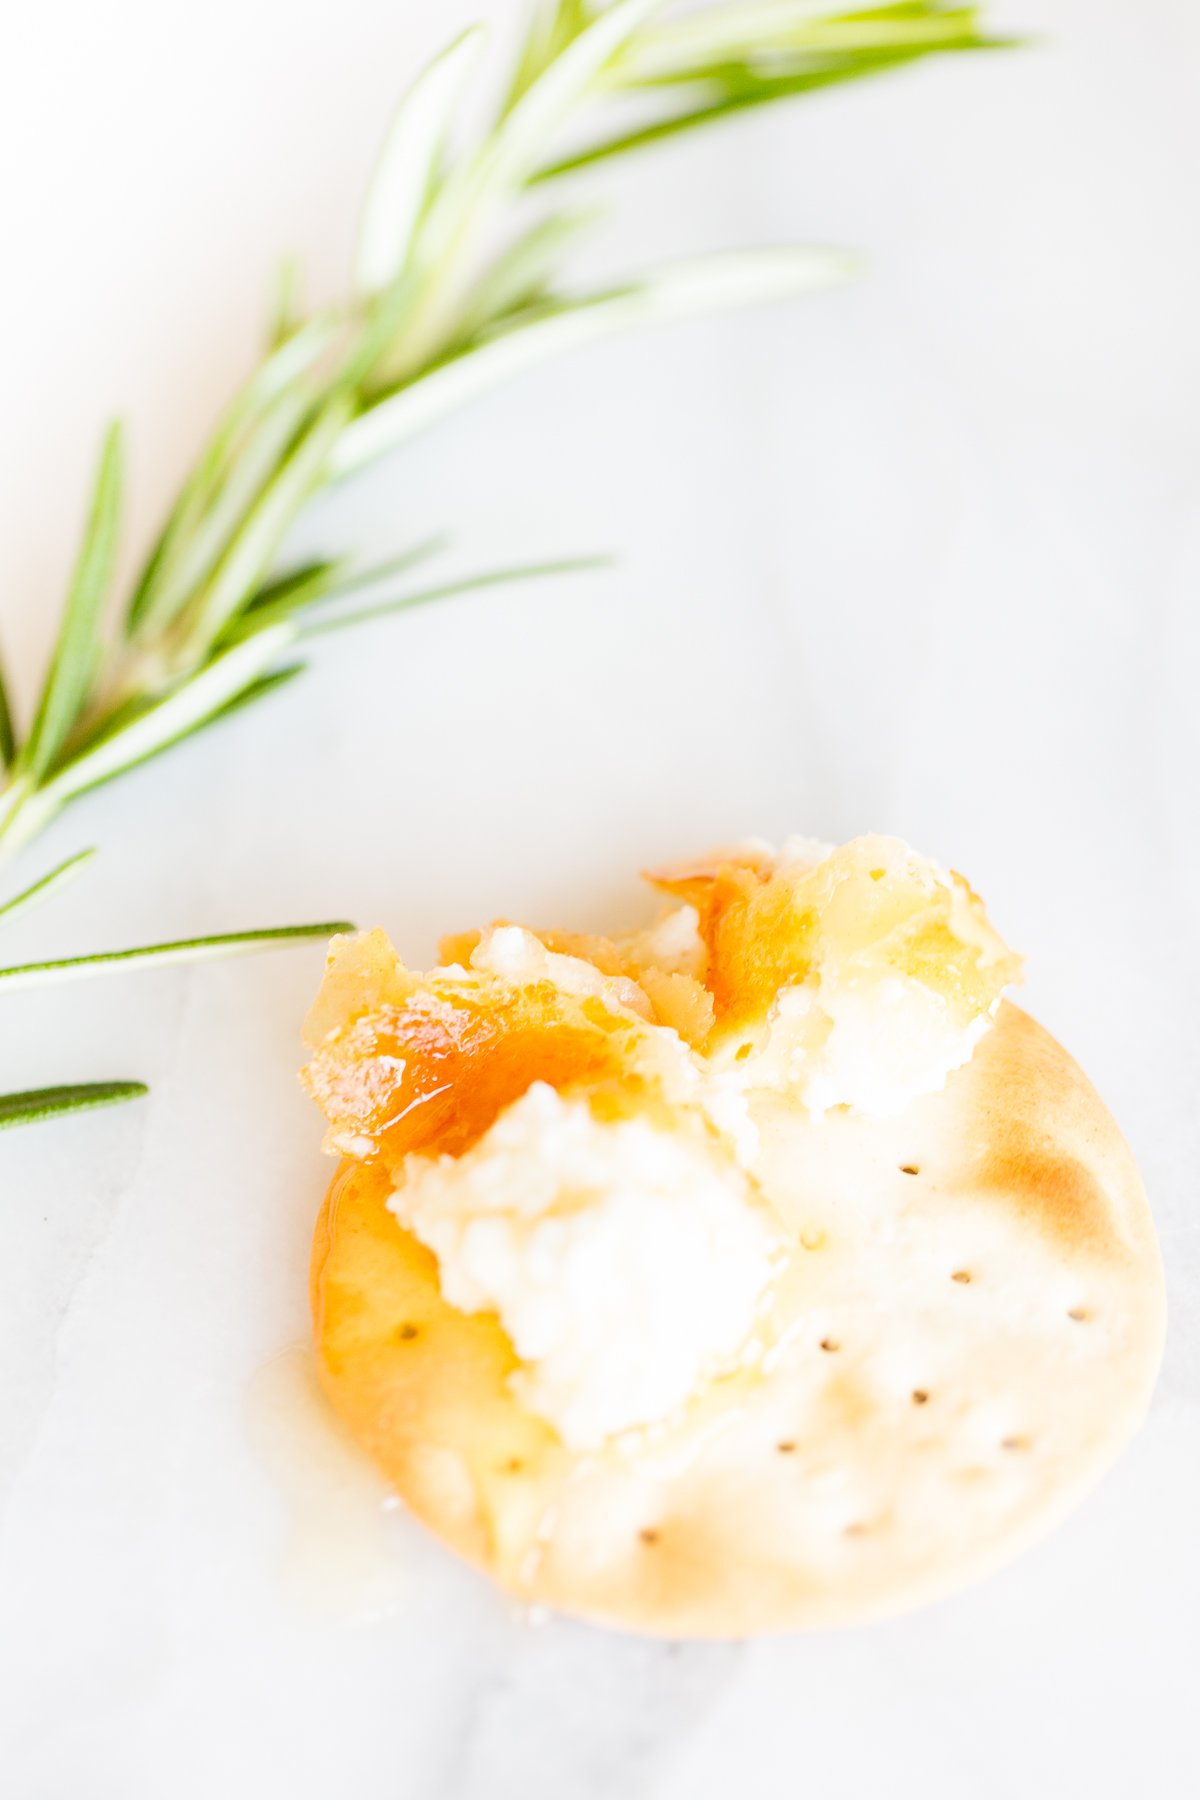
[1, 2, 1198, 1795]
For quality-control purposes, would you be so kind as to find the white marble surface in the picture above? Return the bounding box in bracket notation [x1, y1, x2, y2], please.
[1, 2, 1198, 1795]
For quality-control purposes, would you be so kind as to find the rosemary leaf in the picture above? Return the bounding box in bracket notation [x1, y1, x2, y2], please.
[355, 26, 487, 299]
[0, 639, 15, 768]
[228, 537, 449, 642]
[506, 0, 595, 112]
[0, 922, 355, 994]
[0, 1081, 148, 1132]
[20, 424, 123, 781]
[477, 0, 666, 199]
[618, 4, 991, 83]
[0, 848, 96, 929]
[238, 559, 344, 621]
[299, 555, 611, 640]
[323, 536, 451, 599]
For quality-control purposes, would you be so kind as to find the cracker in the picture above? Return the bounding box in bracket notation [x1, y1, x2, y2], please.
[309, 1002, 1164, 1635]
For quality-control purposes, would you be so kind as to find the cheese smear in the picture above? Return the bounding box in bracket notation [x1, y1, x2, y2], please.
[389, 1083, 777, 1450]
[372, 835, 1019, 1449]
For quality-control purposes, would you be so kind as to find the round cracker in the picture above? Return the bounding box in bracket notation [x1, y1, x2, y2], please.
[309, 1003, 1164, 1637]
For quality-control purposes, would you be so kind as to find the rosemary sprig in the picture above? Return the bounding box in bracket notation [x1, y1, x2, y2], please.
[0, 2, 1001, 1128]
[0, 1083, 150, 1133]
[0, 1, 998, 866]
[0, 921, 357, 995]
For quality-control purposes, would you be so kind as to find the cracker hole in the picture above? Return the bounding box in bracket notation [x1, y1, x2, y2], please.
[800, 1227, 826, 1252]
[395, 1322, 421, 1342]
[899, 1164, 920, 1176]
[1001, 1436, 1030, 1453]
[639, 1528, 660, 1547]
[776, 1440, 797, 1455]
[1067, 1307, 1091, 1322]
[819, 1337, 840, 1353]
[911, 1389, 930, 1406]
[843, 1521, 869, 1538]
[950, 1269, 972, 1285]
[504, 1457, 524, 1474]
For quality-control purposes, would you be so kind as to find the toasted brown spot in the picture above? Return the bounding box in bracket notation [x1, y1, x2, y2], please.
[395, 1322, 421, 1341]
[776, 1440, 797, 1455]
[1001, 1436, 1029, 1453]
[900, 1164, 920, 1176]
[820, 1337, 840, 1353]
[912, 1389, 929, 1406]
[951, 1270, 972, 1285]
[504, 1457, 524, 1474]
[734, 1042, 753, 1062]
[962, 1008, 1126, 1258]
[843, 1521, 869, 1538]
[976, 1144, 1113, 1253]
[1068, 1307, 1091, 1322]
[639, 1528, 660, 1546]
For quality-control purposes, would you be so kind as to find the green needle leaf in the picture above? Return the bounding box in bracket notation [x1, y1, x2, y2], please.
[299, 555, 611, 639]
[0, 638, 15, 768]
[355, 25, 487, 298]
[242, 558, 344, 616]
[475, 0, 666, 197]
[0, 921, 355, 993]
[0, 1081, 148, 1132]
[324, 535, 452, 599]
[619, 4, 990, 83]
[21, 423, 123, 781]
[0, 848, 96, 928]
[226, 537, 448, 642]
[504, 0, 596, 110]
